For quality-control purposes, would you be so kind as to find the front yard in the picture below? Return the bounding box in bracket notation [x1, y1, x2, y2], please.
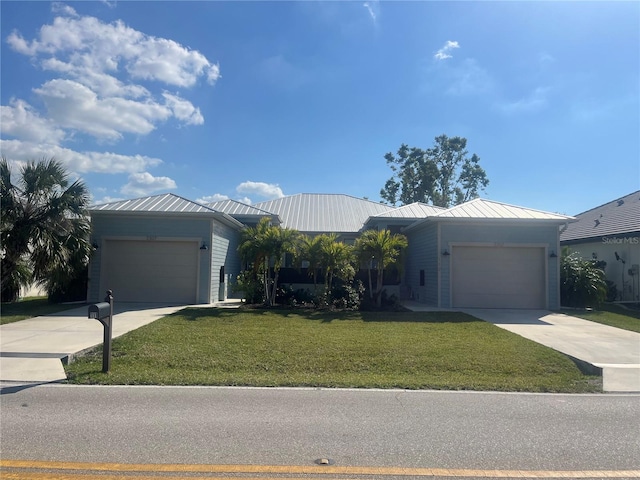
[0, 297, 81, 325]
[563, 303, 640, 333]
[65, 308, 600, 392]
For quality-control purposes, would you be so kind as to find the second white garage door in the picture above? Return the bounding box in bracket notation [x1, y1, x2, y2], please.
[451, 246, 545, 309]
[102, 240, 199, 303]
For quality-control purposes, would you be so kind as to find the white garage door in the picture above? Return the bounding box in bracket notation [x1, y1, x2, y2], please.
[102, 240, 199, 303]
[451, 246, 545, 309]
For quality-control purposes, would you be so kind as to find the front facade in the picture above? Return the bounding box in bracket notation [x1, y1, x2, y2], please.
[88, 193, 573, 310]
[560, 191, 640, 302]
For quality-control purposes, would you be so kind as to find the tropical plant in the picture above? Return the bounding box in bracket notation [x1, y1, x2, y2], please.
[560, 248, 607, 308]
[318, 235, 355, 293]
[354, 229, 408, 307]
[237, 218, 300, 306]
[296, 234, 324, 292]
[1, 157, 92, 302]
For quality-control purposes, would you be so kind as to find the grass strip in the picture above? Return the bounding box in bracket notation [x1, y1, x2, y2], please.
[65, 308, 600, 392]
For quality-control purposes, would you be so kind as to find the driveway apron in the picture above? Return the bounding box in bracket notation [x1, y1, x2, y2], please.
[0, 303, 188, 383]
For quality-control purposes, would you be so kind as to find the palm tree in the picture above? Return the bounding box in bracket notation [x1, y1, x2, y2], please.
[318, 235, 355, 293]
[1, 157, 91, 302]
[355, 229, 408, 307]
[296, 234, 324, 293]
[238, 218, 300, 306]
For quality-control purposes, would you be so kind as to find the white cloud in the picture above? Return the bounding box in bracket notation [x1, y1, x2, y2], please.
[434, 40, 459, 60]
[162, 93, 204, 125]
[363, 1, 379, 24]
[120, 172, 177, 196]
[35, 79, 171, 140]
[1, 99, 66, 143]
[237, 196, 252, 205]
[196, 193, 229, 204]
[1, 6, 218, 183]
[0, 139, 162, 174]
[498, 87, 550, 114]
[237, 181, 284, 200]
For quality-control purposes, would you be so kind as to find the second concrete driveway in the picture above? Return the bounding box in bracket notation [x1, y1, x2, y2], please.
[465, 309, 640, 393]
[0, 303, 188, 383]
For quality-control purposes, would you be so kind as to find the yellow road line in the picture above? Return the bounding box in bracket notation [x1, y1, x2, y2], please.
[2, 460, 639, 478]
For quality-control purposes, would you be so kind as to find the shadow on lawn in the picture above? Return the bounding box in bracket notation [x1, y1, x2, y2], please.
[171, 307, 482, 324]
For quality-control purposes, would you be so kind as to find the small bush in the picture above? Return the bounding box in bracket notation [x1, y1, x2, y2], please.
[560, 249, 607, 308]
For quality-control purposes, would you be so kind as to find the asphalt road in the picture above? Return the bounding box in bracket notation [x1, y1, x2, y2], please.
[1, 384, 638, 473]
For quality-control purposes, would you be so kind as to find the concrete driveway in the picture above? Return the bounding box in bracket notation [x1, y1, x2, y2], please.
[0, 303, 188, 383]
[403, 302, 640, 392]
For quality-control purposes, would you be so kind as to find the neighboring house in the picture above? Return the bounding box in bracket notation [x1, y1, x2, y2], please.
[88, 192, 575, 309]
[560, 191, 640, 302]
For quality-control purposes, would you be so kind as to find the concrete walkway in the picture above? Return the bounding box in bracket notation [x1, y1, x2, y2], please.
[404, 302, 640, 393]
[0, 303, 190, 383]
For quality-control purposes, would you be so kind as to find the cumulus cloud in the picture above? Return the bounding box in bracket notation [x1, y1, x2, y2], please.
[120, 172, 177, 196]
[1, 4, 219, 196]
[196, 193, 230, 204]
[0, 139, 162, 174]
[237, 181, 284, 200]
[434, 40, 459, 60]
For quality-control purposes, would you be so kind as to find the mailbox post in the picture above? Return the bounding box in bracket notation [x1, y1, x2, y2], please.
[88, 290, 114, 373]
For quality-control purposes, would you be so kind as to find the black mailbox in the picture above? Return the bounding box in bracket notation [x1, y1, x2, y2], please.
[88, 302, 111, 321]
[87, 291, 114, 373]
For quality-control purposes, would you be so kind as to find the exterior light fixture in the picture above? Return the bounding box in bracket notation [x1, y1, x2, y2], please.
[550, 251, 557, 258]
[200, 243, 208, 251]
[442, 250, 450, 256]
[92, 242, 99, 250]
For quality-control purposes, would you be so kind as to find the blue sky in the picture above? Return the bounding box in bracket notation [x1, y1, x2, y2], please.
[1, 1, 638, 215]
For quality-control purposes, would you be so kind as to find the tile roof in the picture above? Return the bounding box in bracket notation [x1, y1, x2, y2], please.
[91, 193, 217, 213]
[371, 202, 446, 218]
[432, 198, 573, 221]
[560, 190, 640, 242]
[255, 193, 391, 233]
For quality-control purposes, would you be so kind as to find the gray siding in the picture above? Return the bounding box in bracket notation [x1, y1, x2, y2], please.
[210, 221, 240, 301]
[88, 215, 212, 303]
[439, 222, 560, 309]
[406, 223, 439, 305]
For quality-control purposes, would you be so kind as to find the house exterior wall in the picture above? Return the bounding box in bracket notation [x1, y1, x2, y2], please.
[438, 222, 561, 309]
[88, 214, 213, 303]
[405, 223, 439, 305]
[563, 235, 640, 302]
[210, 221, 241, 301]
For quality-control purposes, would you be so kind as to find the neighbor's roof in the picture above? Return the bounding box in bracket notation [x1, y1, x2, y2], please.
[560, 190, 640, 243]
[371, 202, 446, 219]
[431, 198, 574, 221]
[255, 193, 390, 233]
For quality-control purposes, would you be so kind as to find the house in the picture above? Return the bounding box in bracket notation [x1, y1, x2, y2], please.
[560, 191, 640, 302]
[87, 193, 574, 309]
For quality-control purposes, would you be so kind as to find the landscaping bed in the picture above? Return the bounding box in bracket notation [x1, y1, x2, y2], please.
[65, 308, 600, 392]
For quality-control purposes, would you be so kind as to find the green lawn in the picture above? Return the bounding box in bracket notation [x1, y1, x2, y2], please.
[0, 297, 82, 325]
[563, 303, 640, 333]
[65, 308, 600, 392]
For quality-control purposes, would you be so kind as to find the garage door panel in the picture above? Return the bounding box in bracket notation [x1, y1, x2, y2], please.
[103, 240, 198, 303]
[452, 246, 545, 309]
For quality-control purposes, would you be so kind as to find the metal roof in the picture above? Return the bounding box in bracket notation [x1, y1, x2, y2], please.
[206, 199, 274, 217]
[560, 190, 640, 242]
[432, 198, 574, 221]
[91, 193, 217, 213]
[255, 194, 390, 233]
[372, 202, 446, 218]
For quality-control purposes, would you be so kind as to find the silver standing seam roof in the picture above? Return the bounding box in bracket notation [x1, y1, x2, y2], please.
[560, 190, 640, 242]
[431, 198, 573, 221]
[206, 199, 276, 217]
[371, 202, 447, 218]
[255, 193, 391, 233]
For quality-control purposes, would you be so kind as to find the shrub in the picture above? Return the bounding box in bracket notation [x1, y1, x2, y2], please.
[560, 249, 607, 308]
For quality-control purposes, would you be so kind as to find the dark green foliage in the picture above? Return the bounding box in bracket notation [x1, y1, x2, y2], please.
[1, 157, 91, 303]
[560, 248, 608, 308]
[380, 134, 489, 207]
